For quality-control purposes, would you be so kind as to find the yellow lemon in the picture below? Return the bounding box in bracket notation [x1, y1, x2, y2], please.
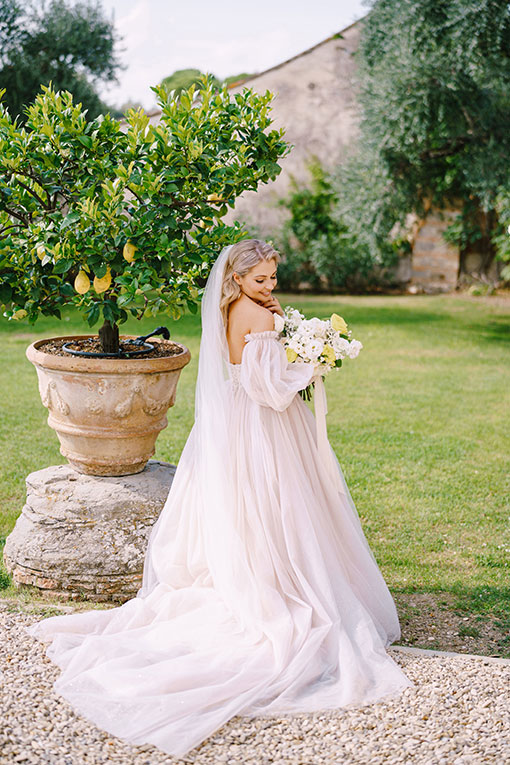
[207, 193, 221, 202]
[331, 313, 348, 333]
[123, 241, 136, 262]
[74, 270, 90, 294]
[286, 347, 298, 362]
[36, 244, 45, 259]
[93, 268, 112, 294]
[323, 344, 336, 363]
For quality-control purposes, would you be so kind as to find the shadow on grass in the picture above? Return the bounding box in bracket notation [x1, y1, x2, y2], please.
[394, 582, 510, 619]
[465, 318, 510, 345]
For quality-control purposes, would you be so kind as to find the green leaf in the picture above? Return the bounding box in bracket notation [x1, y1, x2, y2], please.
[61, 211, 80, 229]
[95, 263, 108, 278]
[0, 284, 12, 302]
[86, 303, 100, 327]
[53, 259, 74, 274]
[77, 135, 93, 149]
[102, 302, 114, 324]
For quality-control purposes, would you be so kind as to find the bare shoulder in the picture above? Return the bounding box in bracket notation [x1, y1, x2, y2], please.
[249, 306, 275, 333]
[228, 296, 274, 336]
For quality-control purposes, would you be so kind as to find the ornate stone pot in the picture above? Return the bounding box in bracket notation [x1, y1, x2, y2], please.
[26, 335, 191, 476]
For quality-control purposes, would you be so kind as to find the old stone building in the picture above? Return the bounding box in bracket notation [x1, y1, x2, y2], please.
[145, 17, 499, 292]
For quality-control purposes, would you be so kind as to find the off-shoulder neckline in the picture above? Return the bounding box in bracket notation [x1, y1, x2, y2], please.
[244, 329, 279, 340]
[227, 329, 280, 366]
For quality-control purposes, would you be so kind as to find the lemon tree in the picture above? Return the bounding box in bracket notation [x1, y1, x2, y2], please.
[0, 74, 291, 352]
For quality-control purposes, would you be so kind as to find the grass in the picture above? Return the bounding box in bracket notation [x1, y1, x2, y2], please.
[0, 292, 509, 653]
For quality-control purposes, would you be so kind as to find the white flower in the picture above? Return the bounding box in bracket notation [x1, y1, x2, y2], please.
[332, 337, 351, 356]
[304, 338, 324, 360]
[274, 313, 285, 333]
[287, 337, 302, 354]
[347, 340, 363, 359]
[306, 317, 328, 338]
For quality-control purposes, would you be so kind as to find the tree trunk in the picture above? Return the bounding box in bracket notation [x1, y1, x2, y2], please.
[99, 320, 120, 355]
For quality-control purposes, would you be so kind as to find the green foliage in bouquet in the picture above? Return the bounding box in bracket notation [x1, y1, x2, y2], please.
[0, 74, 291, 351]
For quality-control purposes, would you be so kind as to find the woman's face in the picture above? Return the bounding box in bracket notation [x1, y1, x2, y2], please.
[234, 258, 277, 303]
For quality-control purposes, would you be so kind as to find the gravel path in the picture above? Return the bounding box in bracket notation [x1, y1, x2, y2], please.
[1, 604, 509, 765]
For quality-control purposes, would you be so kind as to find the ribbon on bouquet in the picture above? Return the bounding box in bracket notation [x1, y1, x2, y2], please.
[312, 375, 346, 496]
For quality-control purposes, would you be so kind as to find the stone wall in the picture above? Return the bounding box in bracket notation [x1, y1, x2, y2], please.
[224, 21, 363, 236]
[408, 206, 461, 293]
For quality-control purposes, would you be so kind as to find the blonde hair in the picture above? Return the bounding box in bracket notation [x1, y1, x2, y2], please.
[219, 239, 281, 330]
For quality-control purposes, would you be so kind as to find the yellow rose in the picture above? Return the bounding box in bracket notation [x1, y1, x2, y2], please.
[331, 313, 348, 333]
[286, 347, 298, 363]
[93, 267, 112, 294]
[74, 270, 90, 294]
[322, 344, 336, 364]
[123, 241, 136, 262]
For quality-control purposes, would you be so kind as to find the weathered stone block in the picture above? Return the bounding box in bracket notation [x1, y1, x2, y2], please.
[3, 460, 176, 602]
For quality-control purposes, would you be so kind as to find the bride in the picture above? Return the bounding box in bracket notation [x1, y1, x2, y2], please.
[26, 239, 414, 758]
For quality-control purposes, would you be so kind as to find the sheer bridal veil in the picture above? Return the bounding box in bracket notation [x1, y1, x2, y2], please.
[136, 244, 264, 630]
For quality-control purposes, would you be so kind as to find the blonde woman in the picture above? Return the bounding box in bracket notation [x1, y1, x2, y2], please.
[27, 240, 413, 757]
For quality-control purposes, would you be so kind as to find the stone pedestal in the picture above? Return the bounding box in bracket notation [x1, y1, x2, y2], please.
[3, 460, 176, 603]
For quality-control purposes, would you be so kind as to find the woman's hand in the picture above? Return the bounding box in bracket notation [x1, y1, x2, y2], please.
[257, 294, 284, 317]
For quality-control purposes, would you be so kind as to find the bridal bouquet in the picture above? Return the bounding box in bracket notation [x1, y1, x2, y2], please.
[274, 306, 363, 401]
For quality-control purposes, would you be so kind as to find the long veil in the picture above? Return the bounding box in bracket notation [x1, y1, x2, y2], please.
[136, 244, 263, 631]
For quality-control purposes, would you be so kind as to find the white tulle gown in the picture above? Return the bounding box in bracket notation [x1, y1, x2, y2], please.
[26, 327, 414, 758]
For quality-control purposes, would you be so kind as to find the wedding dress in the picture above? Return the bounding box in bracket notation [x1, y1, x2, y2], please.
[26, 245, 414, 758]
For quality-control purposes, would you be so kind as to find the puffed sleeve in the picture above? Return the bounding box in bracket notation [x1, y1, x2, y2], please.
[239, 330, 316, 412]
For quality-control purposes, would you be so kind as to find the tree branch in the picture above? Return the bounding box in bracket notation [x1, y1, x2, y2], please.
[419, 132, 489, 161]
[19, 167, 53, 207]
[126, 184, 144, 203]
[6, 174, 52, 210]
[0, 222, 23, 236]
[0, 206, 29, 225]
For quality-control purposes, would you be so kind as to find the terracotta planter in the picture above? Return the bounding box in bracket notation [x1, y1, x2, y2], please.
[26, 335, 191, 476]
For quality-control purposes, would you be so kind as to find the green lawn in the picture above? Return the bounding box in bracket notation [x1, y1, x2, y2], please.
[1, 293, 509, 654]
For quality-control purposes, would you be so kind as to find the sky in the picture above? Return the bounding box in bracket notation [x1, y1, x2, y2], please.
[98, 0, 369, 111]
